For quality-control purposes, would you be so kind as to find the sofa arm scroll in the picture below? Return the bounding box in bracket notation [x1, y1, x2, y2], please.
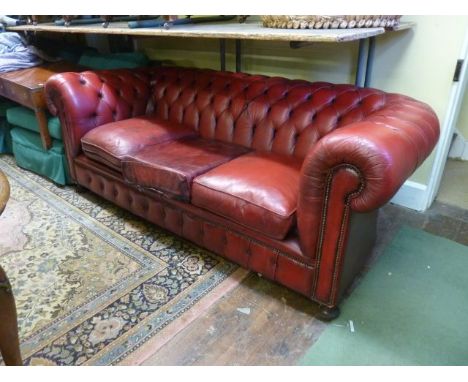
[297, 97, 439, 304]
[298, 97, 439, 256]
[45, 69, 153, 179]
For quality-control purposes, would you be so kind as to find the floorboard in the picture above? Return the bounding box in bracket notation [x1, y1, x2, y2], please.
[143, 199, 467, 365]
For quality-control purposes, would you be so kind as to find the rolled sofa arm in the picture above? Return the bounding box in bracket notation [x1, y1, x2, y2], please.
[45, 68, 153, 179]
[297, 94, 439, 303]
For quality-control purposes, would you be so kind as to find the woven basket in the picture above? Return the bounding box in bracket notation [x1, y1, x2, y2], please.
[261, 15, 402, 29]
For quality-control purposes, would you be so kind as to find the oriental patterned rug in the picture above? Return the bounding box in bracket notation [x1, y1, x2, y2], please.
[0, 155, 247, 366]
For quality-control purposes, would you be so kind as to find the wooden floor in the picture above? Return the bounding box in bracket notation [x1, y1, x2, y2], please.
[437, 160, 468, 210]
[143, 200, 468, 365]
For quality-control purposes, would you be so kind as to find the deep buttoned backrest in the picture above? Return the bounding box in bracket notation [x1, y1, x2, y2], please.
[150, 67, 389, 159]
[45, 68, 154, 164]
[68, 69, 152, 129]
[235, 82, 388, 158]
[150, 67, 282, 138]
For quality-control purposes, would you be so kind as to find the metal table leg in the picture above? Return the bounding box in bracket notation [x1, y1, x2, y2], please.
[364, 36, 376, 87]
[355, 37, 376, 87]
[355, 39, 367, 87]
[220, 39, 226, 71]
[236, 39, 242, 73]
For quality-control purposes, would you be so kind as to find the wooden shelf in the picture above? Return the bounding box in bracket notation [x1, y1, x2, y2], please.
[7, 20, 415, 43]
[6, 19, 415, 88]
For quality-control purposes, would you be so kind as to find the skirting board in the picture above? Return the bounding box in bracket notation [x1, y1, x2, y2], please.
[390, 180, 428, 212]
[448, 133, 468, 160]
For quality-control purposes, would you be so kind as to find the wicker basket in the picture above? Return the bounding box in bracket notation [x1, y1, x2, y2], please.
[261, 15, 402, 29]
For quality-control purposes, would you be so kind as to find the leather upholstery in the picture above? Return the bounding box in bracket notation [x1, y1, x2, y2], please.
[150, 67, 287, 141]
[122, 137, 249, 200]
[45, 68, 154, 179]
[74, 156, 316, 297]
[46, 66, 440, 309]
[297, 94, 440, 260]
[81, 115, 196, 171]
[74, 154, 307, 263]
[192, 152, 302, 240]
[150, 67, 391, 159]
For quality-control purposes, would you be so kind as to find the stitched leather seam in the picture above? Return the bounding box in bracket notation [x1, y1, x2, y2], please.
[81, 141, 131, 158]
[75, 158, 123, 182]
[83, 151, 122, 172]
[328, 181, 363, 306]
[311, 164, 364, 304]
[272, 250, 280, 281]
[311, 168, 335, 294]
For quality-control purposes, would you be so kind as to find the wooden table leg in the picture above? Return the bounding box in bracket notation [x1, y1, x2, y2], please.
[0, 267, 22, 366]
[34, 109, 52, 150]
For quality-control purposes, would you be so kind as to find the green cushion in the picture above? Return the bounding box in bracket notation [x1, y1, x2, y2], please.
[48, 116, 62, 140]
[6, 106, 62, 140]
[78, 51, 149, 70]
[10, 127, 64, 154]
[57, 47, 97, 64]
[10, 127, 70, 185]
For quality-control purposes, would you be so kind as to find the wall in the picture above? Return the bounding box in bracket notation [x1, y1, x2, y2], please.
[457, 89, 468, 139]
[371, 16, 467, 182]
[137, 16, 468, 186]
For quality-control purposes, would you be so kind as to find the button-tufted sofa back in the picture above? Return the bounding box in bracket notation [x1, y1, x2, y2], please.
[150, 67, 281, 137]
[69, 68, 152, 127]
[149, 67, 389, 159]
[46, 68, 154, 160]
[234, 82, 387, 158]
[47, 66, 394, 167]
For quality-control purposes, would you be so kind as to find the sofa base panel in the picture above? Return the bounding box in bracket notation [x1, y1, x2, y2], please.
[73, 157, 377, 314]
[74, 160, 318, 300]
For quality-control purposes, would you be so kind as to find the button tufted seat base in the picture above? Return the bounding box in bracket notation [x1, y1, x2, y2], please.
[81, 115, 197, 172]
[122, 137, 250, 201]
[73, 157, 316, 297]
[192, 152, 302, 240]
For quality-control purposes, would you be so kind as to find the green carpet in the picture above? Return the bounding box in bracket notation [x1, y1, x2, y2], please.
[299, 226, 468, 366]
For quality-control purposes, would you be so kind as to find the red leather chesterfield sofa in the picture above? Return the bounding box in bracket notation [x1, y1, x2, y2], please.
[45, 66, 439, 320]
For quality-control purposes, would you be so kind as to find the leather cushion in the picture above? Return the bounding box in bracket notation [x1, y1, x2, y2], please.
[122, 137, 250, 201]
[192, 152, 302, 240]
[81, 115, 196, 171]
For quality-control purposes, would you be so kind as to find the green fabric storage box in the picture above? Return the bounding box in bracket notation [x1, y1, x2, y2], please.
[6, 106, 62, 140]
[78, 51, 149, 70]
[10, 127, 70, 185]
[1, 98, 16, 153]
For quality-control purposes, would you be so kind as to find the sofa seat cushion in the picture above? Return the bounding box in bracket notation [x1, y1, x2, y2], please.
[81, 115, 196, 172]
[192, 152, 302, 240]
[122, 137, 250, 201]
